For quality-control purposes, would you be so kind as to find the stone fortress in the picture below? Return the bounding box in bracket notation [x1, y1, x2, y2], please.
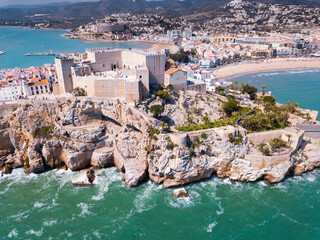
[55, 48, 166, 102]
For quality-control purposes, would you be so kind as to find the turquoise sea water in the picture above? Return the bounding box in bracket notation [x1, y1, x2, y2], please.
[228, 69, 320, 120]
[0, 27, 149, 69]
[1, 28, 320, 239]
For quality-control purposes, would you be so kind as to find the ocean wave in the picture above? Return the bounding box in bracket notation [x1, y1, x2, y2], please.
[133, 181, 158, 213]
[216, 201, 224, 215]
[8, 228, 18, 238]
[77, 203, 92, 217]
[34, 202, 45, 208]
[43, 219, 57, 227]
[166, 190, 200, 208]
[206, 221, 217, 233]
[254, 72, 279, 77]
[93, 230, 102, 239]
[92, 168, 122, 201]
[25, 228, 44, 237]
[8, 210, 30, 222]
[286, 69, 320, 75]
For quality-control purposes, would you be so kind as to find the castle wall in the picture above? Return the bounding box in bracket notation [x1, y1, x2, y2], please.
[55, 58, 74, 94]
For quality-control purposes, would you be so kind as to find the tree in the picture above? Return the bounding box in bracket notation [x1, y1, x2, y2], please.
[263, 95, 275, 105]
[261, 85, 267, 95]
[222, 99, 239, 116]
[166, 84, 173, 92]
[150, 105, 163, 118]
[234, 81, 238, 86]
[156, 90, 170, 100]
[286, 134, 292, 144]
[242, 84, 258, 100]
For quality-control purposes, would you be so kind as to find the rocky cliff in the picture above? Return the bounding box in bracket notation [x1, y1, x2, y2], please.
[0, 97, 319, 188]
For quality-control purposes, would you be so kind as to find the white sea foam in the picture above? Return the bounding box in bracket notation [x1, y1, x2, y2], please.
[207, 221, 217, 232]
[34, 202, 45, 208]
[9, 211, 30, 222]
[134, 181, 158, 213]
[255, 72, 279, 77]
[26, 228, 43, 237]
[93, 230, 101, 239]
[77, 203, 92, 217]
[286, 69, 320, 75]
[8, 228, 18, 238]
[216, 201, 224, 215]
[43, 219, 57, 227]
[92, 168, 121, 201]
[166, 190, 200, 208]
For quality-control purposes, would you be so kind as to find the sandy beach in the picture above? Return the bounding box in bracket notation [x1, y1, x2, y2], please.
[213, 58, 320, 79]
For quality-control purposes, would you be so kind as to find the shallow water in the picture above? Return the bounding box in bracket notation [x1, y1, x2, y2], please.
[228, 68, 320, 120]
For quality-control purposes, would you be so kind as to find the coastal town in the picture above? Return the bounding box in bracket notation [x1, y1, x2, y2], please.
[2, 0, 320, 238]
[0, 0, 320, 191]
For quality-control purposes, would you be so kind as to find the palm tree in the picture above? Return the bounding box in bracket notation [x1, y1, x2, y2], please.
[261, 85, 267, 96]
[286, 134, 292, 145]
[306, 113, 312, 121]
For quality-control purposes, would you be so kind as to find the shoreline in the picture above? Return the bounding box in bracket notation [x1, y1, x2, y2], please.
[213, 58, 320, 79]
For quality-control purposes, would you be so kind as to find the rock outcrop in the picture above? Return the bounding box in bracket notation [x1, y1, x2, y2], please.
[91, 147, 114, 168]
[0, 96, 319, 189]
[72, 169, 95, 186]
[173, 188, 189, 198]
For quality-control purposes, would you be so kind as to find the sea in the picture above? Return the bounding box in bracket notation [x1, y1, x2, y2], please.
[0, 27, 149, 69]
[1, 27, 320, 240]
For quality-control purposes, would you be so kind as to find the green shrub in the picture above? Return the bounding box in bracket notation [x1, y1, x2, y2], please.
[150, 105, 163, 118]
[262, 148, 271, 156]
[269, 137, 287, 150]
[33, 126, 53, 139]
[201, 133, 207, 139]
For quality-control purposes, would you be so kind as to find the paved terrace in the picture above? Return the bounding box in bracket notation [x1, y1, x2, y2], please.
[297, 123, 320, 139]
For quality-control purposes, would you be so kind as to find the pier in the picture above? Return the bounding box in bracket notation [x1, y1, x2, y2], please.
[24, 52, 63, 56]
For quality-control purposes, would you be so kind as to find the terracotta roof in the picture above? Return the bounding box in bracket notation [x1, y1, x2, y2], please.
[28, 79, 49, 86]
[165, 67, 182, 75]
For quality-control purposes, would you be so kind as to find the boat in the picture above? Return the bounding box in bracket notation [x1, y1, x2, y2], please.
[0, 51, 5, 55]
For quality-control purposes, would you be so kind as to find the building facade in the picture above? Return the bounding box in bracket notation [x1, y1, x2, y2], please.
[55, 48, 166, 102]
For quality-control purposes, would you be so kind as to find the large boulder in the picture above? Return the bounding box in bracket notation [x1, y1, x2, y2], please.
[122, 158, 148, 187]
[91, 147, 114, 168]
[42, 141, 64, 168]
[27, 143, 45, 174]
[72, 169, 95, 186]
[173, 188, 189, 198]
[63, 150, 92, 171]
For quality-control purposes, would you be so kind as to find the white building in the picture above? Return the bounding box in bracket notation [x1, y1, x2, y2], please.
[22, 79, 51, 97]
[0, 84, 22, 101]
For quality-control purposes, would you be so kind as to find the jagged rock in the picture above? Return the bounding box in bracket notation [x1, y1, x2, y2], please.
[91, 147, 114, 168]
[72, 169, 95, 186]
[0, 129, 15, 157]
[122, 158, 148, 187]
[1, 165, 12, 175]
[173, 188, 189, 198]
[27, 143, 45, 174]
[63, 150, 92, 171]
[42, 141, 64, 168]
